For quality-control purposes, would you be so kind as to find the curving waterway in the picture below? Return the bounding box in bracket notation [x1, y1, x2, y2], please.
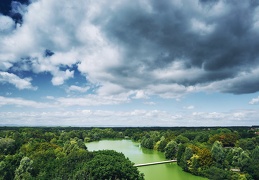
[86, 140, 207, 180]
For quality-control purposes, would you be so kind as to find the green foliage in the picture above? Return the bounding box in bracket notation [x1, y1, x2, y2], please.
[54, 149, 93, 179]
[0, 127, 258, 180]
[228, 147, 251, 171]
[182, 147, 193, 171]
[245, 146, 259, 179]
[211, 141, 225, 165]
[209, 133, 239, 147]
[0, 154, 22, 180]
[63, 138, 87, 155]
[164, 140, 178, 159]
[217, 128, 232, 134]
[176, 143, 186, 166]
[0, 128, 145, 180]
[141, 137, 155, 149]
[181, 132, 198, 141]
[237, 138, 256, 151]
[175, 135, 189, 144]
[202, 166, 232, 180]
[188, 154, 200, 175]
[194, 132, 209, 143]
[0, 138, 16, 155]
[14, 157, 33, 180]
[196, 147, 213, 168]
[156, 137, 168, 152]
[84, 150, 144, 180]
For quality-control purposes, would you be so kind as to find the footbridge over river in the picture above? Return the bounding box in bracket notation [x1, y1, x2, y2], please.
[134, 160, 177, 167]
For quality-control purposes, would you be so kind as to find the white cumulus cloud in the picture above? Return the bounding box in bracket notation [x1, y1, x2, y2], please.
[0, 108, 258, 126]
[0, 96, 47, 108]
[0, 15, 15, 33]
[68, 85, 89, 93]
[51, 69, 74, 86]
[184, 105, 195, 110]
[0, 72, 37, 90]
[249, 96, 259, 105]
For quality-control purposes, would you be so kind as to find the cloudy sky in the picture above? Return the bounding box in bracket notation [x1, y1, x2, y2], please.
[0, 0, 259, 126]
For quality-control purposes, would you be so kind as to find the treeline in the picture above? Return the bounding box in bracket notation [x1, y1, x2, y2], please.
[0, 128, 143, 180]
[0, 127, 259, 180]
[137, 127, 259, 180]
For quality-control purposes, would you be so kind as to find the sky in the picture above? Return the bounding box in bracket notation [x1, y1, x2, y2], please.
[0, 0, 259, 126]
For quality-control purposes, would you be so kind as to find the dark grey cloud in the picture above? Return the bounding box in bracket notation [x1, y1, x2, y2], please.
[220, 70, 259, 94]
[226, 81, 259, 94]
[0, 0, 29, 24]
[93, 0, 259, 94]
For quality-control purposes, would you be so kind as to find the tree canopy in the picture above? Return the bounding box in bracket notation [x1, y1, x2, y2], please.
[0, 126, 259, 180]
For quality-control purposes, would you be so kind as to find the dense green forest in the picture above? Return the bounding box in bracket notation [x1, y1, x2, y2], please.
[0, 126, 259, 180]
[0, 127, 143, 180]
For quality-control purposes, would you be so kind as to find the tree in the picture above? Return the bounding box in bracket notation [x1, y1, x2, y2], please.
[83, 150, 144, 180]
[209, 133, 238, 147]
[237, 138, 256, 151]
[164, 140, 178, 159]
[194, 132, 209, 143]
[211, 141, 225, 166]
[197, 148, 213, 168]
[175, 135, 189, 144]
[202, 166, 232, 180]
[141, 137, 154, 149]
[238, 151, 250, 171]
[188, 154, 200, 175]
[246, 146, 259, 179]
[156, 136, 168, 152]
[14, 157, 33, 180]
[186, 146, 212, 175]
[177, 144, 186, 166]
[0, 138, 16, 155]
[0, 154, 22, 180]
[231, 147, 250, 171]
[181, 147, 193, 171]
[63, 138, 87, 155]
[54, 149, 92, 180]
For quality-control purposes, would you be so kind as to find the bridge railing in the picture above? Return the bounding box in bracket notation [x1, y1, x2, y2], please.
[134, 159, 177, 167]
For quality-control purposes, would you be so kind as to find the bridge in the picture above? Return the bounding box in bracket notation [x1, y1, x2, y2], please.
[134, 160, 177, 167]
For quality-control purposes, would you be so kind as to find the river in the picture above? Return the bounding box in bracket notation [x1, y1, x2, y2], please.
[86, 139, 207, 180]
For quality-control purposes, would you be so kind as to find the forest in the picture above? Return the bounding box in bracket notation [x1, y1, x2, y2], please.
[0, 126, 259, 180]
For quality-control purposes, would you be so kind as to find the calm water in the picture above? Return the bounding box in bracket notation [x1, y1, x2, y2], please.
[86, 140, 207, 180]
